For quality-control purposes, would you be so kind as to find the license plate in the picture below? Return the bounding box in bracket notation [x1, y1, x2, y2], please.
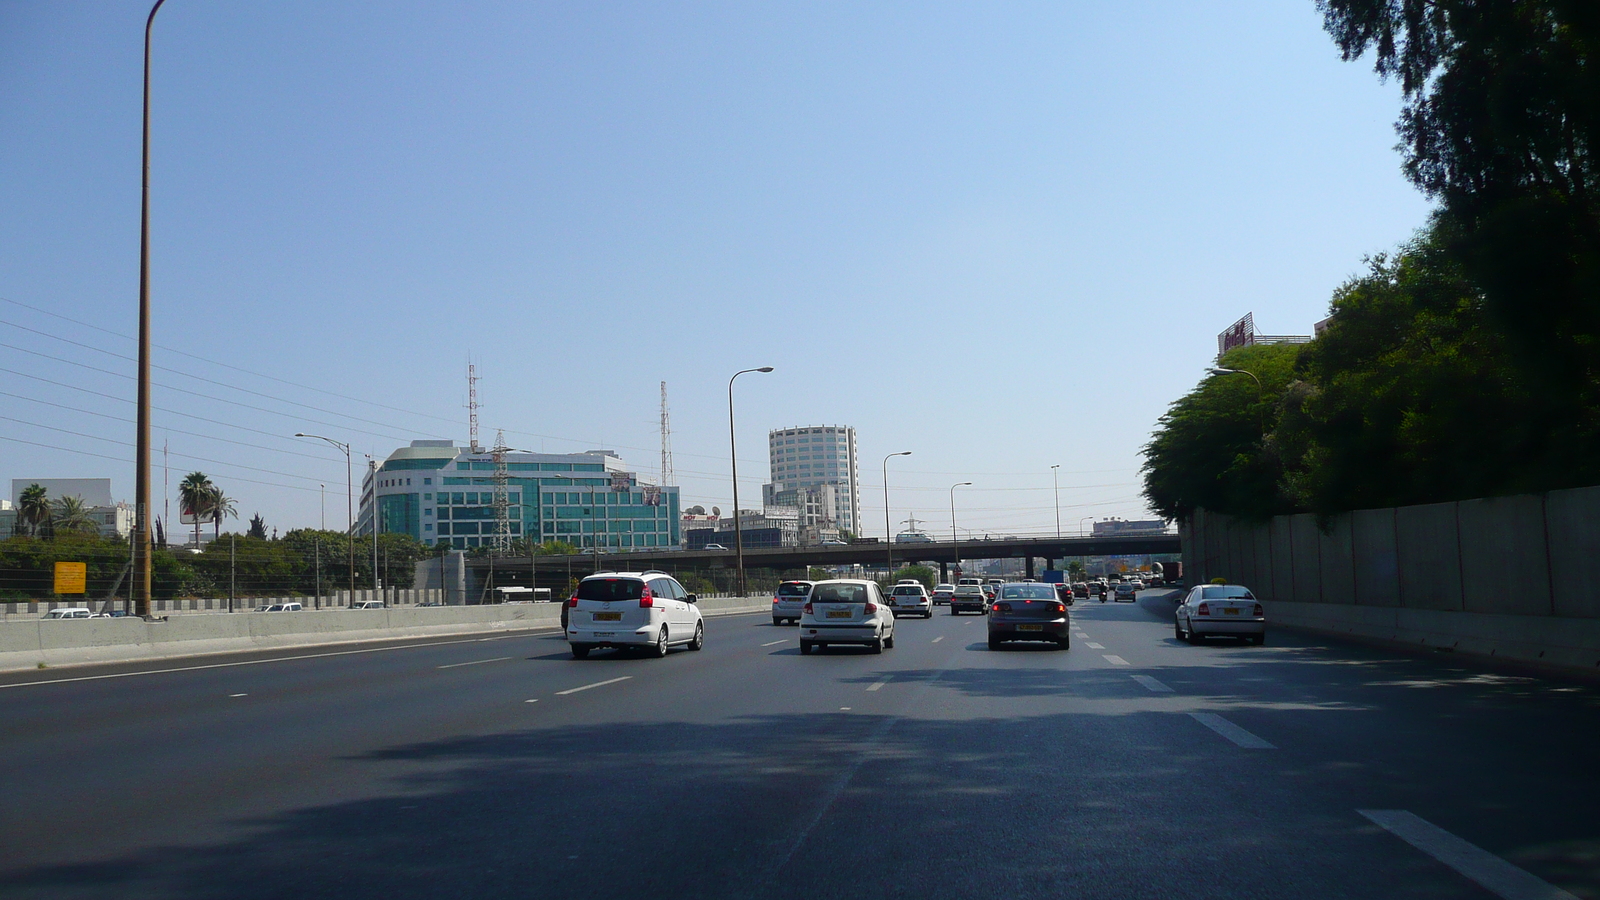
[594, 612, 622, 622]
[1018, 624, 1043, 632]
[1223, 608, 1240, 616]
[826, 610, 852, 619]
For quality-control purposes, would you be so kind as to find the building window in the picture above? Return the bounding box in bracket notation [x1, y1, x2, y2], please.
[424, 524, 433, 532]
[424, 478, 432, 485]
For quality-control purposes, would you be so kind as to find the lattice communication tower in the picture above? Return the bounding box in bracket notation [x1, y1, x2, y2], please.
[491, 430, 511, 553]
[659, 381, 674, 486]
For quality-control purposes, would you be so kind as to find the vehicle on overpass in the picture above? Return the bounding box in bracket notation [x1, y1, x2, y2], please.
[566, 571, 704, 659]
[704, 543, 729, 551]
[988, 582, 1070, 650]
[799, 579, 895, 655]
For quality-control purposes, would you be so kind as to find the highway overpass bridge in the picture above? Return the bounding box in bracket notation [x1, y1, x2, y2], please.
[465, 533, 1181, 592]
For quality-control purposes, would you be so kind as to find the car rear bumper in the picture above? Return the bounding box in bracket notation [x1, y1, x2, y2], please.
[988, 620, 1070, 641]
[1191, 618, 1266, 635]
[772, 602, 805, 617]
[801, 623, 880, 644]
[951, 601, 987, 612]
[567, 624, 654, 646]
[888, 604, 930, 615]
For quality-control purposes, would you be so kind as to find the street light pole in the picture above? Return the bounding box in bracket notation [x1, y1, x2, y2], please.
[1079, 516, 1095, 537]
[1051, 464, 1061, 539]
[1208, 367, 1265, 432]
[882, 451, 912, 579]
[296, 433, 354, 602]
[950, 481, 971, 575]
[728, 366, 774, 598]
[368, 457, 379, 603]
[132, 0, 169, 619]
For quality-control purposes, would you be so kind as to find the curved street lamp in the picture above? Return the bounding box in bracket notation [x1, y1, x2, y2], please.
[882, 451, 912, 578]
[1209, 366, 1265, 432]
[132, 0, 170, 618]
[950, 481, 972, 576]
[1050, 464, 1061, 539]
[728, 366, 774, 597]
[296, 433, 354, 599]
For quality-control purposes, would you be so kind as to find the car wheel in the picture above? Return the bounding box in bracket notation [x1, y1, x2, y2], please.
[570, 643, 590, 660]
[988, 637, 1003, 651]
[800, 640, 813, 655]
[1175, 618, 1185, 641]
[1252, 633, 1266, 646]
[870, 635, 884, 654]
[925, 609, 934, 619]
[651, 626, 669, 658]
[884, 632, 895, 649]
[689, 621, 704, 651]
[1056, 636, 1070, 650]
[950, 608, 960, 616]
[773, 618, 783, 627]
[1186, 627, 1204, 645]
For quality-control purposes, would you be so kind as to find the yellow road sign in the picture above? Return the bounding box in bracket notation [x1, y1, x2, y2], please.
[54, 562, 87, 595]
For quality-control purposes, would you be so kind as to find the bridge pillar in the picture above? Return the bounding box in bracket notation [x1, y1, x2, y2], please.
[939, 561, 948, 581]
[1025, 556, 1035, 579]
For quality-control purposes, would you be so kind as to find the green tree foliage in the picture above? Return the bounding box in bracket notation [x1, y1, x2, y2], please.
[50, 496, 99, 537]
[890, 564, 936, 590]
[178, 472, 215, 547]
[1318, 0, 1600, 387]
[1066, 561, 1087, 581]
[16, 484, 50, 537]
[209, 491, 238, 540]
[247, 514, 268, 540]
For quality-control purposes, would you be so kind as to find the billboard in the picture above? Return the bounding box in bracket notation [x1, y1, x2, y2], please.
[1217, 313, 1255, 358]
[610, 471, 632, 492]
[54, 562, 87, 595]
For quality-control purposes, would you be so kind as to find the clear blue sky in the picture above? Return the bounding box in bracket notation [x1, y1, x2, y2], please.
[0, 0, 1430, 538]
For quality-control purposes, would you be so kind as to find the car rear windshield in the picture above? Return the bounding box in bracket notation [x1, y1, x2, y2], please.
[812, 584, 869, 604]
[578, 578, 645, 601]
[1000, 585, 1058, 600]
[1201, 586, 1255, 600]
[777, 583, 811, 597]
[893, 586, 923, 595]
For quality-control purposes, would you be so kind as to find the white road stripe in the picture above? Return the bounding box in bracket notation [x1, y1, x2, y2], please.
[524, 698, 539, 703]
[228, 693, 247, 698]
[866, 679, 890, 692]
[760, 639, 787, 647]
[1188, 712, 1276, 749]
[1131, 675, 1173, 693]
[0, 632, 558, 690]
[555, 675, 632, 695]
[1359, 810, 1578, 900]
[436, 656, 512, 669]
[1074, 633, 1089, 638]
[1102, 655, 1130, 666]
[1086, 642, 1105, 649]
[932, 636, 944, 643]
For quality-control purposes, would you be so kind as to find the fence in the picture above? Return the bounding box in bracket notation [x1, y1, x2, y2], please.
[2, 588, 446, 620]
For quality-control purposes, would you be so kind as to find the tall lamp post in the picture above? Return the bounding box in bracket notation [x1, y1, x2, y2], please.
[1050, 464, 1061, 539]
[296, 433, 354, 600]
[882, 451, 912, 579]
[367, 457, 380, 602]
[949, 481, 971, 576]
[132, 0, 169, 618]
[1079, 516, 1095, 537]
[728, 366, 774, 597]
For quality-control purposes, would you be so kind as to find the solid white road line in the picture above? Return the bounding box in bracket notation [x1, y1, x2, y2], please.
[0, 632, 557, 690]
[1188, 712, 1276, 749]
[1102, 655, 1130, 666]
[555, 675, 632, 696]
[1358, 810, 1579, 900]
[866, 679, 890, 692]
[436, 657, 512, 669]
[1086, 642, 1105, 649]
[228, 693, 247, 698]
[932, 636, 944, 643]
[1131, 675, 1173, 693]
[760, 639, 788, 647]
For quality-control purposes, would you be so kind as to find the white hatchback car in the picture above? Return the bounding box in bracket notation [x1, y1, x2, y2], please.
[772, 579, 813, 626]
[799, 579, 895, 655]
[566, 571, 704, 659]
[1175, 584, 1266, 645]
[886, 582, 933, 618]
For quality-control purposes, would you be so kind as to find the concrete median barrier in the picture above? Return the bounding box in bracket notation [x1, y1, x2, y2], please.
[0, 597, 768, 673]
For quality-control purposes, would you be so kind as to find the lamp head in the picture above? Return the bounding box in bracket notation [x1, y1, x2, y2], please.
[295, 432, 307, 437]
[1208, 367, 1238, 375]
[756, 366, 774, 373]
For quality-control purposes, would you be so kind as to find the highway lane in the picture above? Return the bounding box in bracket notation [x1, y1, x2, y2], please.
[1, 596, 1595, 899]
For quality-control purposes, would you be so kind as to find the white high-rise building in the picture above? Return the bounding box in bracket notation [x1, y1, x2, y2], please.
[762, 425, 859, 535]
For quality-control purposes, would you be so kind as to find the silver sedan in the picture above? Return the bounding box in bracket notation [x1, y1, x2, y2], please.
[1175, 584, 1266, 645]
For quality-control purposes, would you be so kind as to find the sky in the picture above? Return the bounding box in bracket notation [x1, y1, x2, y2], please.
[0, 0, 1432, 540]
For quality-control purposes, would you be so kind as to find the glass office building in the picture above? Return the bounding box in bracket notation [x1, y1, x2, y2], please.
[358, 441, 680, 551]
[763, 425, 860, 534]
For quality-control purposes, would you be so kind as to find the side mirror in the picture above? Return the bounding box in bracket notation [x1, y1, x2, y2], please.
[685, 594, 697, 603]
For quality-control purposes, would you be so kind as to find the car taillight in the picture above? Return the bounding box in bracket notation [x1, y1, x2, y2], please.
[864, 602, 877, 614]
[1055, 603, 1066, 613]
[773, 596, 781, 603]
[639, 586, 654, 608]
[994, 602, 1009, 613]
[803, 601, 813, 614]
[567, 595, 578, 607]
[1253, 603, 1264, 617]
[1197, 603, 1210, 616]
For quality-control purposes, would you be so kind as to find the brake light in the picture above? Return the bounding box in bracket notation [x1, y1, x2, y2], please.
[639, 585, 653, 608]
[567, 595, 578, 608]
[1253, 603, 1264, 617]
[864, 602, 877, 614]
[1055, 603, 1066, 614]
[1197, 603, 1210, 616]
[994, 602, 1009, 613]
[773, 596, 781, 603]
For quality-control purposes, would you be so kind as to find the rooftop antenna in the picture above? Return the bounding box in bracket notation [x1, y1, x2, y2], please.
[659, 381, 674, 485]
[467, 360, 481, 453]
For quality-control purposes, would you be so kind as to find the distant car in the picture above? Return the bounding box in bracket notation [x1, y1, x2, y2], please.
[1053, 583, 1074, 605]
[1112, 583, 1138, 602]
[1071, 582, 1089, 599]
[42, 608, 92, 620]
[983, 579, 1004, 600]
[772, 580, 813, 626]
[350, 600, 385, 610]
[1175, 584, 1266, 645]
[417, 601, 443, 608]
[988, 583, 1070, 650]
[820, 540, 849, 545]
[264, 602, 304, 612]
[704, 543, 729, 551]
[800, 579, 895, 655]
[950, 584, 988, 615]
[957, 577, 982, 587]
[566, 571, 703, 659]
[887, 583, 933, 618]
[930, 588, 955, 606]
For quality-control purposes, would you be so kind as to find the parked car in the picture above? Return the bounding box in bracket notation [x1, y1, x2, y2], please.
[41, 608, 92, 619]
[1175, 584, 1266, 645]
[887, 583, 933, 618]
[772, 580, 813, 626]
[988, 583, 1071, 650]
[567, 571, 703, 659]
[800, 580, 895, 655]
[950, 584, 988, 615]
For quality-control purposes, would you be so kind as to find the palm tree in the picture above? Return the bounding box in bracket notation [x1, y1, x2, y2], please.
[16, 483, 49, 538]
[178, 472, 215, 548]
[209, 489, 238, 540]
[51, 495, 100, 537]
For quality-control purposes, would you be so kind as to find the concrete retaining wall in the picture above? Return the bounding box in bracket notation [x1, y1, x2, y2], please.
[1185, 485, 1600, 674]
[0, 596, 769, 672]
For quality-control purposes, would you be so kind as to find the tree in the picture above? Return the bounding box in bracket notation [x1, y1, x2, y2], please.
[209, 490, 238, 540]
[16, 484, 49, 538]
[1066, 560, 1087, 581]
[890, 564, 935, 590]
[178, 472, 215, 548]
[247, 513, 268, 540]
[50, 495, 99, 537]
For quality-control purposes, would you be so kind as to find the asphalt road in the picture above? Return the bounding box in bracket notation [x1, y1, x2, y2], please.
[2, 594, 1596, 899]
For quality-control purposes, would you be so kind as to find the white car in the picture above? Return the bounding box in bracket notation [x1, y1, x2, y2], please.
[772, 579, 813, 625]
[41, 608, 92, 619]
[264, 602, 304, 612]
[566, 571, 704, 659]
[704, 543, 729, 552]
[1175, 584, 1266, 645]
[350, 600, 385, 610]
[886, 583, 933, 618]
[800, 579, 895, 655]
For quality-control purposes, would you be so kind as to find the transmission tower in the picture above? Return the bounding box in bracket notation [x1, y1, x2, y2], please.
[491, 429, 511, 553]
[467, 361, 482, 453]
[659, 381, 674, 485]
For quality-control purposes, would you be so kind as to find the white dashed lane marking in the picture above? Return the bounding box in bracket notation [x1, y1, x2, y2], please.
[1131, 675, 1173, 693]
[437, 657, 512, 669]
[228, 693, 247, 698]
[1102, 655, 1130, 666]
[760, 639, 788, 647]
[932, 636, 944, 643]
[1189, 712, 1275, 749]
[866, 679, 890, 692]
[1086, 642, 1105, 649]
[1359, 810, 1579, 900]
[555, 676, 632, 696]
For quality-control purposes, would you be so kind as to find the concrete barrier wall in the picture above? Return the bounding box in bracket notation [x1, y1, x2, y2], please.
[0, 596, 770, 672]
[1184, 484, 1600, 673]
